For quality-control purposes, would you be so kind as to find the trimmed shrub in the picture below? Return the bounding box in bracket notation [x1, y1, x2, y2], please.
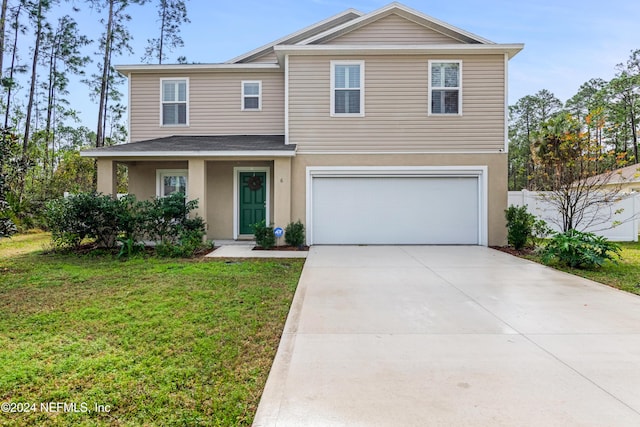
[45, 192, 208, 257]
[156, 228, 210, 258]
[542, 229, 621, 269]
[140, 192, 200, 244]
[251, 220, 275, 249]
[532, 218, 553, 248]
[45, 193, 122, 249]
[284, 220, 305, 247]
[117, 195, 146, 243]
[505, 205, 536, 250]
[45, 197, 85, 249]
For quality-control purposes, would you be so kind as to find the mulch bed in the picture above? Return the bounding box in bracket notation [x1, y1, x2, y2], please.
[253, 245, 309, 251]
[490, 246, 535, 257]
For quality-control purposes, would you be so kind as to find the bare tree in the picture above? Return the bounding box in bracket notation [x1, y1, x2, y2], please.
[531, 112, 630, 232]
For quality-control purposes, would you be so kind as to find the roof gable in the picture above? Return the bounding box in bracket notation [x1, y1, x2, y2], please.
[608, 164, 640, 184]
[226, 9, 363, 64]
[325, 13, 466, 46]
[299, 2, 493, 46]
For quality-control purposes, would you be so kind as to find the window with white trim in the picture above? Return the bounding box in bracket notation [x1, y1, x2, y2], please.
[331, 61, 364, 116]
[161, 79, 188, 125]
[429, 61, 461, 115]
[242, 81, 262, 111]
[156, 169, 188, 197]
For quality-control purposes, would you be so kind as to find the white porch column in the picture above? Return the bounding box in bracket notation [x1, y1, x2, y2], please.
[96, 159, 117, 197]
[188, 159, 207, 224]
[273, 158, 292, 241]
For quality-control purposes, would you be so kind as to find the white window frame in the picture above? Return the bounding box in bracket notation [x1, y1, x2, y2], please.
[330, 60, 365, 117]
[241, 80, 262, 111]
[428, 60, 462, 116]
[160, 78, 189, 126]
[156, 169, 188, 197]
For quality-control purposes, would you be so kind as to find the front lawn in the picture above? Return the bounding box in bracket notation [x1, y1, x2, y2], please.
[526, 241, 640, 296]
[0, 233, 304, 426]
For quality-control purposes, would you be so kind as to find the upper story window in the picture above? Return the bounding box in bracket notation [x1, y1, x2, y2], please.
[242, 81, 262, 111]
[429, 61, 461, 115]
[161, 78, 188, 126]
[331, 60, 364, 117]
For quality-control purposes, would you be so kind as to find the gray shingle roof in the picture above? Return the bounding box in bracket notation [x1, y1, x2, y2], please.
[88, 135, 294, 153]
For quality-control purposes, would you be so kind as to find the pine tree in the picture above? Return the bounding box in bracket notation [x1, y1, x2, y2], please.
[142, 0, 189, 64]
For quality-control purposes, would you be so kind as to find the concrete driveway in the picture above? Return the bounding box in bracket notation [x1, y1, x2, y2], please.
[253, 246, 640, 426]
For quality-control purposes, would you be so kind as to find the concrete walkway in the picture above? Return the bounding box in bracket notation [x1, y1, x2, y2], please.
[254, 245, 640, 426]
[205, 240, 308, 259]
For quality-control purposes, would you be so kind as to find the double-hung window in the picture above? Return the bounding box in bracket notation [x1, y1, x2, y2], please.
[429, 61, 461, 115]
[161, 78, 188, 125]
[242, 81, 262, 111]
[331, 61, 364, 116]
[156, 169, 188, 197]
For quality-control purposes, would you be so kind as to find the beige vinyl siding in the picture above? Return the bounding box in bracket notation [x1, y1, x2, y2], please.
[324, 14, 464, 45]
[130, 72, 284, 142]
[246, 50, 278, 63]
[288, 54, 505, 152]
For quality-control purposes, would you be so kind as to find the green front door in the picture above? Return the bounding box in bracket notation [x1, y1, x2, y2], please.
[239, 172, 267, 235]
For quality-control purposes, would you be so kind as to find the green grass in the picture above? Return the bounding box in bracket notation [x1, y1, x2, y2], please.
[0, 232, 52, 258]
[526, 241, 640, 295]
[0, 233, 304, 426]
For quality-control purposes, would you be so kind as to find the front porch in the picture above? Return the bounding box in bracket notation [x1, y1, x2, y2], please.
[85, 135, 296, 242]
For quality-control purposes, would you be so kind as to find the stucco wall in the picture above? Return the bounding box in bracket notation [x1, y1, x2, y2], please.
[126, 160, 273, 240]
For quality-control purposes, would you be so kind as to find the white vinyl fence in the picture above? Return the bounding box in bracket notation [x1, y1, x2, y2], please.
[508, 190, 640, 242]
[64, 192, 128, 200]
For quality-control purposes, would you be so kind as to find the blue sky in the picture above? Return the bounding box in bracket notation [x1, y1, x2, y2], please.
[61, 0, 639, 129]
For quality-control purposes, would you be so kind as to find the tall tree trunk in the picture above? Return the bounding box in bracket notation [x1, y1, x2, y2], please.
[631, 107, 638, 164]
[158, 0, 165, 64]
[102, 73, 108, 144]
[0, 0, 8, 78]
[44, 40, 57, 179]
[4, 4, 20, 128]
[19, 0, 44, 201]
[96, 0, 114, 148]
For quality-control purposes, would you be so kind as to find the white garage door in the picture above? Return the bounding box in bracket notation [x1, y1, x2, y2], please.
[311, 176, 480, 245]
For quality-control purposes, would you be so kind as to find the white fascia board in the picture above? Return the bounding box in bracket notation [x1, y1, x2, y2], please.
[225, 8, 363, 64]
[114, 63, 282, 74]
[80, 150, 296, 158]
[294, 149, 505, 155]
[298, 3, 494, 46]
[306, 165, 489, 177]
[274, 44, 524, 61]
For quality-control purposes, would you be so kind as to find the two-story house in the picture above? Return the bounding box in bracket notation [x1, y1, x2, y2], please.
[82, 2, 523, 246]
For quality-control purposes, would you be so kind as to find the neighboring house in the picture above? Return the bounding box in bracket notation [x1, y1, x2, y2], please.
[81, 2, 523, 246]
[589, 163, 640, 193]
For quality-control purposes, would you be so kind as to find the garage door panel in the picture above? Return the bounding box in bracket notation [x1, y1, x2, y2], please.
[312, 176, 479, 245]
